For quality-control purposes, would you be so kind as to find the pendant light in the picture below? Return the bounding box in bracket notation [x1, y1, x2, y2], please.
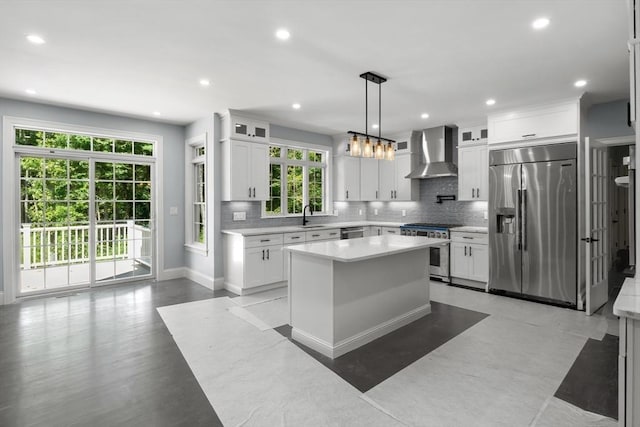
[348, 72, 395, 160]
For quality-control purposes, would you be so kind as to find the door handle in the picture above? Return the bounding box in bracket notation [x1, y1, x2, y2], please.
[469, 246, 472, 256]
[581, 237, 600, 243]
[476, 188, 480, 198]
[249, 187, 252, 198]
[262, 249, 265, 260]
[253, 187, 256, 198]
[472, 188, 475, 198]
[394, 190, 397, 199]
[266, 249, 270, 260]
[522, 189, 527, 250]
[376, 190, 378, 199]
[346, 190, 349, 199]
[464, 246, 467, 256]
[517, 189, 522, 250]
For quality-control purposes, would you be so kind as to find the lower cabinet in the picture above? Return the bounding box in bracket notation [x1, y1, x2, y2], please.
[381, 226, 401, 235]
[450, 231, 488, 289]
[223, 233, 285, 295]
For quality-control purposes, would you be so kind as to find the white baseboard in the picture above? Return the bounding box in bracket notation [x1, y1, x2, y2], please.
[293, 303, 431, 359]
[224, 281, 286, 296]
[159, 267, 186, 281]
[184, 268, 215, 290]
[213, 277, 225, 290]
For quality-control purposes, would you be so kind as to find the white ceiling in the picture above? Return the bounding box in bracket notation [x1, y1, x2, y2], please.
[0, 0, 630, 136]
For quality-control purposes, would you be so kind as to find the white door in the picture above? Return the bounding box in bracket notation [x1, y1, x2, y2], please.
[230, 141, 251, 200]
[394, 155, 412, 200]
[360, 158, 379, 200]
[250, 143, 269, 200]
[585, 137, 609, 315]
[449, 242, 469, 278]
[468, 244, 489, 282]
[379, 159, 395, 200]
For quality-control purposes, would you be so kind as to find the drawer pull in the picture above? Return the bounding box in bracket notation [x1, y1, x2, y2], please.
[522, 133, 536, 138]
[291, 236, 300, 239]
[329, 232, 338, 235]
[260, 239, 270, 242]
[463, 236, 473, 239]
[312, 234, 320, 237]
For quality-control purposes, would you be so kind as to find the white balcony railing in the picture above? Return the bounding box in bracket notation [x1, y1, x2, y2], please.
[20, 221, 151, 269]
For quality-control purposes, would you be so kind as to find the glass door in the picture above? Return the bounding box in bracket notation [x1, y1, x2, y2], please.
[19, 155, 154, 295]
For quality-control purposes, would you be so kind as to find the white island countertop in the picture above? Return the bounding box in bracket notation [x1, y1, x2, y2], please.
[613, 277, 640, 320]
[285, 235, 449, 263]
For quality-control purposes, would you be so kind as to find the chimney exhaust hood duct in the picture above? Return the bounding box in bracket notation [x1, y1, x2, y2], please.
[406, 126, 458, 179]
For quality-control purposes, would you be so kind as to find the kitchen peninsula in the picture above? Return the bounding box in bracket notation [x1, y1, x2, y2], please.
[286, 234, 449, 358]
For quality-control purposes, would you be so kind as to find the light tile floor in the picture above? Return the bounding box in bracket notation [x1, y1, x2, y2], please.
[158, 282, 619, 426]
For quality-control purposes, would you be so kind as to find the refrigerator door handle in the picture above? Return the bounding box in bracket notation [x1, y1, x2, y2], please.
[517, 189, 522, 250]
[522, 189, 527, 251]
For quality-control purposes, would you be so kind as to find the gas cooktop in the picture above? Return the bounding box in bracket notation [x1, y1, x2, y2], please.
[401, 223, 463, 230]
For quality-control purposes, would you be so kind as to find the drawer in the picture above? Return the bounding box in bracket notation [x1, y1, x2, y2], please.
[244, 233, 284, 248]
[381, 227, 400, 235]
[451, 231, 488, 244]
[283, 232, 306, 244]
[306, 229, 340, 241]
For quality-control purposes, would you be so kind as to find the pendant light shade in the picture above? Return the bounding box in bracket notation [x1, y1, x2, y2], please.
[347, 71, 395, 160]
[375, 140, 385, 159]
[350, 133, 361, 156]
[385, 142, 395, 161]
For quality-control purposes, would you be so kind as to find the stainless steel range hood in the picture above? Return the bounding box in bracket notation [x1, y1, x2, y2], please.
[405, 126, 458, 179]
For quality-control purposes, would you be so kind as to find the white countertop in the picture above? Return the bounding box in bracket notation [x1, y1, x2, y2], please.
[450, 226, 488, 234]
[613, 277, 640, 320]
[221, 221, 405, 236]
[285, 235, 449, 263]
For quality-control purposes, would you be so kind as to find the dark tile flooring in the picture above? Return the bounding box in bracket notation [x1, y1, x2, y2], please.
[555, 333, 619, 419]
[276, 301, 489, 392]
[0, 279, 223, 427]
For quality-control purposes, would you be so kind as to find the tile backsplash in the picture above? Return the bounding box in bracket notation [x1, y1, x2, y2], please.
[221, 177, 487, 230]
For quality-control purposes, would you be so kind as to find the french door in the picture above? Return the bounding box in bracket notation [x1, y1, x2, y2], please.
[18, 154, 155, 295]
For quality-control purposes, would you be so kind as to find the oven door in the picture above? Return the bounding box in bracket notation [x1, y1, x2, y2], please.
[415, 231, 449, 280]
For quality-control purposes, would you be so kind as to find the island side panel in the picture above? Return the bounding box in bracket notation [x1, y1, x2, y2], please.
[332, 248, 431, 353]
[289, 252, 335, 349]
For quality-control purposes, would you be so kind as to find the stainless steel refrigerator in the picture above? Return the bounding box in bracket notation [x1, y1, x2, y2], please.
[489, 143, 577, 307]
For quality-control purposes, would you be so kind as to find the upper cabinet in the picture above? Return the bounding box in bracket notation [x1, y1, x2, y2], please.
[221, 110, 270, 144]
[334, 156, 361, 201]
[379, 154, 419, 201]
[360, 158, 380, 201]
[458, 145, 488, 201]
[487, 99, 579, 145]
[458, 125, 488, 146]
[221, 140, 269, 201]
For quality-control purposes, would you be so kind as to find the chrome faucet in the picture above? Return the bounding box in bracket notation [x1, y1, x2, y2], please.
[302, 204, 314, 226]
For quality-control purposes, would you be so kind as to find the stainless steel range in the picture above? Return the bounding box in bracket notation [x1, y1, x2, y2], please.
[400, 223, 460, 282]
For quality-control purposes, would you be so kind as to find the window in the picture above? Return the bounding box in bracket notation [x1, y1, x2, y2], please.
[185, 134, 207, 252]
[264, 143, 329, 217]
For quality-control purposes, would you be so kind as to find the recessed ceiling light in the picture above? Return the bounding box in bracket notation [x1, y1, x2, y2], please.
[574, 79, 587, 87]
[421, 113, 429, 119]
[275, 28, 290, 40]
[532, 17, 550, 30]
[25, 88, 37, 95]
[486, 99, 496, 106]
[292, 103, 301, 110]
[199, 79, 210, 86]
[372, 124, 379, 129]
[152, 111, 161, 116]
[26, 34, 45, 44]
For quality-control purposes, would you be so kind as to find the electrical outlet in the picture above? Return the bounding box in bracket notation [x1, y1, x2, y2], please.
[374, 209, 378, 215]
[401, 209, 406, 217]
[359, 209, 363, 216]
[233, 211, 246, 221]
[169, 206, 178, 216]
[483, 211, 488, 220]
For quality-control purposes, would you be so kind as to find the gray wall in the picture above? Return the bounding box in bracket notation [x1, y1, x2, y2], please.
[586, 99, 634, 139]
[0, 97, 186, 292]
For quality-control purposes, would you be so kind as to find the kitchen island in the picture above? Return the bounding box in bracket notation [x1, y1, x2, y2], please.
[286, 234, 449, 358]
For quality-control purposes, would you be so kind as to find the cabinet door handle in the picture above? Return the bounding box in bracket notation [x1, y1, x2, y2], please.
[267, 249, 270, 260]
[376, 190, 378, 199]
[262, 249, 265, 260]
[472, 188, 475, 198]
[463, 236, 473, 239]
[311, 234, 320, 237]
[394, 190, 397, 199]
[346, 190, 349, 199]
[522, 133, 536, 138]
[464, 246, 467, 256]
[391, 190, 394, 198]
[249, 187, 252, 198]
[469, 246, 472, 256]
[476, 188, 480, 198]
[253, 187, 256, 198]
[260, 239, 270, 242]
[291, 236, 300, 240]
[329, 232, 338, 236]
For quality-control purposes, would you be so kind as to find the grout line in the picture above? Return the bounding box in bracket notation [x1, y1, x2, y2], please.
[529, 395, 553, 427]
[359, 394, 410, 426]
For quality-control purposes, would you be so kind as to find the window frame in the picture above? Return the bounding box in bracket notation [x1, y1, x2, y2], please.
[184, 133, 208, 254]
[262, 138, 332, 218]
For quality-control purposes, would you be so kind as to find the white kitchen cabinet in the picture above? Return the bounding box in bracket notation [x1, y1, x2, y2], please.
[221, 140, 269, 201]
[450, 231, 488, 289]
[223, 233, 285, 294]
[221, 111, 270, 144]
[305, 229, 340, 241]
[458, 125, 488, 146]
[458, 145, 488, 201]
[334, 156, 361, 201]
[360, 158, 380, 200]
[379, 154, 418, 201]
[370, 226, 382, 236]
[487, 100, 579, 145]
